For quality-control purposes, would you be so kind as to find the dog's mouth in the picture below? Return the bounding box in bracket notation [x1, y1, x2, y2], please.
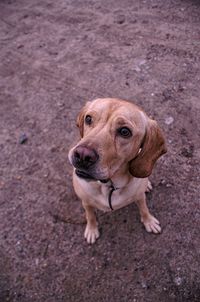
[75, 169, 109, 183]
[75, 169, 96, 181]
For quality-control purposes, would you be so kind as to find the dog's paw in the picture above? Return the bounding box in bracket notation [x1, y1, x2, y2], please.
[142, 215, 161, 234]
[146, 180, 153, 193]
[84, 224, 100, 244]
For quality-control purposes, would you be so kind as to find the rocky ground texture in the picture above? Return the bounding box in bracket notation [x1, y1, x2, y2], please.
[0, 0, 200, 301]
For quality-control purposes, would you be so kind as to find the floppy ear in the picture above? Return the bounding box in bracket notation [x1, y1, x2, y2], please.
[76, 108, 85, 137]
[76, 102, 91, 137]
[129, 119, 167, 178]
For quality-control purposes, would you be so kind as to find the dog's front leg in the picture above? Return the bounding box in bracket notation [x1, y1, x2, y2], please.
[82, 201, 100, 244]
[135, 193, 161, 234]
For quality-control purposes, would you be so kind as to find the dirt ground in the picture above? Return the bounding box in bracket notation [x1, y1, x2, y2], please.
[0, 0, 200, 301]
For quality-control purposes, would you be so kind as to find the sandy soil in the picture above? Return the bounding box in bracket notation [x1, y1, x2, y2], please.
[0, 0, 200, 301]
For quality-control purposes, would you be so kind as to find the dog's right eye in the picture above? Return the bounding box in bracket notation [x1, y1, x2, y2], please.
[117, 127, 132, 138]
[85, 115, 92, 125]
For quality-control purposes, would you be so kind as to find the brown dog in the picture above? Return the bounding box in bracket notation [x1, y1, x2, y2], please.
[68, 98, 167, 244]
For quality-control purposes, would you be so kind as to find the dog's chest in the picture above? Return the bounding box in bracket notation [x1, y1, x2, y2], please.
[84, 180, 142, 212]
[99, 186, 131, 211]
[74, 174, 146, 212]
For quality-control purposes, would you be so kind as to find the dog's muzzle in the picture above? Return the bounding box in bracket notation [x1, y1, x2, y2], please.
[72, 145, 100, 181]
[73, 145, 99, 169]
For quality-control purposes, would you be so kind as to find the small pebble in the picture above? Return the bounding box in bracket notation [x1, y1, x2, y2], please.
[35, 258, 39, 266]
[165, 116, 174, 125]
[19, 133, 28, 144]
[17, 44, 24, 49]
[174, 276, 182, 286]
[115, 15, 125, 24]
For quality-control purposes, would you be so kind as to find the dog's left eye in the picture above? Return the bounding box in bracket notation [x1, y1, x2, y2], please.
[85, 115, 92, 125]
[118, 127, 132, 138]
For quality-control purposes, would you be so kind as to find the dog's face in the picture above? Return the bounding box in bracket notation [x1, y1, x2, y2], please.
[68, 98, 167, 182]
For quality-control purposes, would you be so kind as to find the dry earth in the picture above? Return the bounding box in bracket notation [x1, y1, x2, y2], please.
[0, 0, 200, 301]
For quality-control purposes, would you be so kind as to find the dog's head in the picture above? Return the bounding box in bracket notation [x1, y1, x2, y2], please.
[68, 98, 167, 182]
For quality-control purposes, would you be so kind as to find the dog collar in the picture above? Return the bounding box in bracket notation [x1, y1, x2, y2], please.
[100, 179, 120, 210]
[108, 182, 119, 210]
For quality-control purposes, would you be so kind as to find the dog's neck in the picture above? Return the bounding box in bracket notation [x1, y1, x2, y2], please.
[99, 169, 133, 210]
[108, 166, 133, 189]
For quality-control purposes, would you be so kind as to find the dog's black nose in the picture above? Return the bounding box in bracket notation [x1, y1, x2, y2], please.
[73, 146, 99, 169]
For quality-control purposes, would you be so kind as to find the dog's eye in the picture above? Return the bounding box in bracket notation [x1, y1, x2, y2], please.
[85, 115, 92, 125]
[118, 127, 132, 138]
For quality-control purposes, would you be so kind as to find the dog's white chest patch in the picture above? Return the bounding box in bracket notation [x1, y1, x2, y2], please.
[86, 182, 136, 212]
[75, 174, 147, 212]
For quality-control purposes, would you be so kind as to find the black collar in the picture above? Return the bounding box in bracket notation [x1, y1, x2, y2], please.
[100, 179, 121, 210]
[108, 182, 119, 210]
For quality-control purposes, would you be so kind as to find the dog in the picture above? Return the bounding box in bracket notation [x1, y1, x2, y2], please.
[68, 98, 167, 244]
